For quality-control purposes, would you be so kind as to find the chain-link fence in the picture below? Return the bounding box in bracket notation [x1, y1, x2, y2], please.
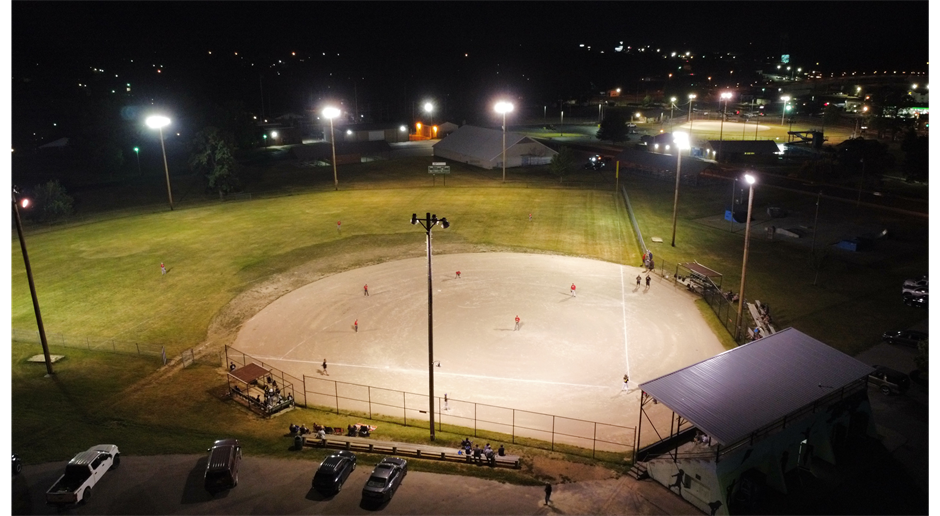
[11, 328, 166, 360]
[302, 375, 635, 462]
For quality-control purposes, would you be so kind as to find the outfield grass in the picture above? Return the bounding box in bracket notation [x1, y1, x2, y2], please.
[12, 184, 634, 353]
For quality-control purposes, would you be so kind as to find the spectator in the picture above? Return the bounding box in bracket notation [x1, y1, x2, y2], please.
[300, 424, 309, 435]
[348, 424, 355, 436]
[498, 444, 506, 456]
[484, 443, 493, 454]
[473, 445, 483, 464]
[485, 448, 496, 466]
[289, 423, 299, 435]
[229, 362, 237, 371]
[316, 428, 326, 439]
[233, 385, 241, 393]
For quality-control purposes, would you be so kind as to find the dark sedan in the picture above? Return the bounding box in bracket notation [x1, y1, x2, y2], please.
[869, 365, 911, 395]
[361, 457, 407, 503]
[882, 329, 928, 347]
[312, 451, 356, 495]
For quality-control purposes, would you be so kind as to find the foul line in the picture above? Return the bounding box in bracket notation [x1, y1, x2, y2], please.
[620, 265, 631, 382]
[250, 354, 607, 390]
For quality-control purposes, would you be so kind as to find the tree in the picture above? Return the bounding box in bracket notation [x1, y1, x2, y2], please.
[901, 130, 928, 182]
[549, 146, 576, 183]
[189, 127, 240, 199]
[596, 110, 629, 143]
[30, 180, 74, 223]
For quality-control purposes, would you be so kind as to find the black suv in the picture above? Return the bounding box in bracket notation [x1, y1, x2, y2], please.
[882, 329, 928, 347]
[869, 365, 911, 395]
[361, 457, 407, 503]
[204, 439, 241, 494]
[312, 451, 357, 495]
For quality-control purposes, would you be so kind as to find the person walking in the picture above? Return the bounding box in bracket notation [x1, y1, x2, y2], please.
[444, 393, 450, 411]
[622, 374, 630, 391]
[455, 271, 461, 279]
[160, 262, 167, 275]
[322, 359, 328, 375]
[646, 275, 651, 288]
[544, 483, 553, 505]
[514, 315, 521, 331]
[354, 319, 358, 333]
[363, 284, 369, 296]
[528, 212, 532, 222]
[570, 283, 577, 297]
[336, 220, 342, 233]
[636, 274, 642, 287]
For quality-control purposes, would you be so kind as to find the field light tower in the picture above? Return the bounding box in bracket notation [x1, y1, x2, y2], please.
[780, 96, 791, 125]
[670, 131, 690, 247]
[323, 107, 341, 190]
[735, 173, 757, 340]
[718, 92, 732, 162]
[687, 94, 697, 136]
[12, 188, 54, 376]
[145, 115, 173, 210]
[410, 212, 449, 441]
[494, 101, 514, 183]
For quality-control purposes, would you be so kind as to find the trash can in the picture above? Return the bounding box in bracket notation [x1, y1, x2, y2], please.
[294, 435, 304, 450]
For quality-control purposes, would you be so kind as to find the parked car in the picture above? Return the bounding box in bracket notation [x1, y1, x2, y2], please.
[204, 439, 241, 494]
[45, 444, 120, 505]
[903, 275, 928, 288]
[902, 284, 928, 296]
[626, 122, 637, 128]
[902, 287, 928, 307]
[361, 457, 408, 503]
[869, 365, 911, 395]
[13, 454, 22, 475]
[882, 329, 928, 347]
[584, 154, 606, 170]
[312, 451, 357, 495]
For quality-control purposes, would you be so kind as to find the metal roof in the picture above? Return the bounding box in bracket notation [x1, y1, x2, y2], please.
[679, 262, 722, 278]
[614, 149, 716, 176]
[639, 328, 873, 446]
[432, 125, 555, 161]
[705, 140, 781, 154]
[229, 363, 270, 384]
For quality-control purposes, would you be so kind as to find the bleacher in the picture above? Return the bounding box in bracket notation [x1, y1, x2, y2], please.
[297, 434, 521, 469]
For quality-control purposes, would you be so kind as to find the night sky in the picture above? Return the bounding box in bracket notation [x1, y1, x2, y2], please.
[6, 1, 931, 147]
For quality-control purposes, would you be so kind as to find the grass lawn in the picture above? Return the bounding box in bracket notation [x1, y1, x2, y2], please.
[12, 180, 634, 354]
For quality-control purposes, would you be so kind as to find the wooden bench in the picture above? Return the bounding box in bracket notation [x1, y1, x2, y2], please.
[303, 435, 520, 469]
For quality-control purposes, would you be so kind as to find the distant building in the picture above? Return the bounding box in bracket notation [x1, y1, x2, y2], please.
[432, 125, 557, 169]
[703, 140, 782, 164]
[615, 148, 718, 184]
[325, 123, 411, 144]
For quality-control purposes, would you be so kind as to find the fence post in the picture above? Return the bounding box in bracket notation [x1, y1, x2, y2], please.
[593, 422, 597, 459]
[551, 416, 555, 451]
[334, 381, 339, 414]
[403, 391, 406, 427]
[368, 386, 372, 420]
[512, 410, 515, 444]
[136, 343, 140, 354]
[474, 403, 477, 437]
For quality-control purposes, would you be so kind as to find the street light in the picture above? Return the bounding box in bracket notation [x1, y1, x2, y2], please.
[735, 173, 757, 340]
[670, 97, 677, 122]
[494, 101, 514, 183]
[687, 94, 697, 136]
[718, 92, 732, 162]
[145, 115, 173, 210]
[780, 96, 791, 126]
[323, 107, 341, 191]
[133, 146, 141, 175]
[670, 131, 690, 247]
[410, 212, 450, 441]
[12, 188, 54, 376]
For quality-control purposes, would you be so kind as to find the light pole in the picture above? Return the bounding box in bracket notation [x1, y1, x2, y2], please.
[424, 102, 434, 124]
[410, 212, 450, 441]
[495, 101, 514, 183]
[670, 131, 690, 247]
[687, 94, 697, 136]
[145, 115, 173, 211]
[323, 107, 341, 191]
[811, 190, 822, 254]
[718, 92, 732, 162]
[133, 146, 141, 175]
[780, 96, 791, 126]
[12, 189, 54, 376]
[735, 173, 757, 340]
[598, 103, 602, 124]
[670, 97, 677, 122]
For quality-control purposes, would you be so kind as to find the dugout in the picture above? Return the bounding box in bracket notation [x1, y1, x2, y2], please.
[632, 328, 877, 515]
[227, 363, 295, 416]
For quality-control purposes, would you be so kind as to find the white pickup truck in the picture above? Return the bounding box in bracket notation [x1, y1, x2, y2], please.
[45, 444, 120, 505]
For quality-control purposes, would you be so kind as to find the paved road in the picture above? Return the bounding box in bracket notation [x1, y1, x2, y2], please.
[13, 454, 701, 515]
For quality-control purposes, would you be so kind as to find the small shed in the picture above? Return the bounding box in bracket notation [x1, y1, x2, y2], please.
[615, 149, 717, 185]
